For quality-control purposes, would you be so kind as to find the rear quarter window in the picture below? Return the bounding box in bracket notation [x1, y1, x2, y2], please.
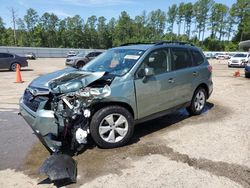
[191, 50, 204, 66]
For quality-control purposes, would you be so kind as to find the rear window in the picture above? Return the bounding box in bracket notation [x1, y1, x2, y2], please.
[191, 50, 204, 66]
[171, 48, 192, 70]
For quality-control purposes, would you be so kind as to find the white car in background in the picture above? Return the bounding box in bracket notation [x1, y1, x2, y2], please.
[67, 51, 78, 58]
[228, 53, 250, 68]
[215, 53, 230, 60]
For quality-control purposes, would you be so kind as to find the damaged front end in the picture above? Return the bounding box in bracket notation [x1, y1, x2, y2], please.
[19, 70, 113, 183]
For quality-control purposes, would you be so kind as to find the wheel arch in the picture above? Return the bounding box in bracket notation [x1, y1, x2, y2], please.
[90, 101, 135, 119]
[195, 83, 209, 98]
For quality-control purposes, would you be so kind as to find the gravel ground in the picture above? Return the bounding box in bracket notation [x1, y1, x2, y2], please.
[0, 58, 249, 188]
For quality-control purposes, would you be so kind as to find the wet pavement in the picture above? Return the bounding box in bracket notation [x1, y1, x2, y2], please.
[0, 108, 37, 170]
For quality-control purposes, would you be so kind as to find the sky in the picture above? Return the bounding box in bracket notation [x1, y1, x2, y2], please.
[0, 0, 236, 30]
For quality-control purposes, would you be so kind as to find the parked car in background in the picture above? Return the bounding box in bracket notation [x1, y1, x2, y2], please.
[0, 52, 28, 71]
[215, 53, 230, 60]
[65, 51, 103, 68]
[204, 52, 214, 59]
[245, 61, 250, 78]
[67, 51, 78, 58]
[228, 53, 250, 68]
[25, 52, 36, 60]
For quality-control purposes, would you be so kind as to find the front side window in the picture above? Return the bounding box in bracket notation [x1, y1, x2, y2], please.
[82, 49, 145, 76]
[142, 49, 170, 75]
[171, 48, 192, 70]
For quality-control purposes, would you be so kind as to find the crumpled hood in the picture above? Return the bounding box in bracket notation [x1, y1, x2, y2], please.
[30, 67, 77, 89]
[29, 67, 105, 93]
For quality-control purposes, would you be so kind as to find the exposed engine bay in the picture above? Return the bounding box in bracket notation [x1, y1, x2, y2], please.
[20, 70, 114, 183]
[48, 72, 112, 153]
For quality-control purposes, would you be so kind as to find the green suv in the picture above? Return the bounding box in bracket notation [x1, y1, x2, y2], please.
[19, 41, 213, 153]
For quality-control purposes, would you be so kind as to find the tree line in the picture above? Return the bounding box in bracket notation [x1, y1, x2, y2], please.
[0, 0, 249, 51]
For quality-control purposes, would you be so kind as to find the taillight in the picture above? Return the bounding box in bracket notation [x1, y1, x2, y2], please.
[208, 65, 212, 72]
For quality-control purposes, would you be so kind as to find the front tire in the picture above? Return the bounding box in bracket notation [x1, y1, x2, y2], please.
[90, 106, 134, 149]
[187, 87, 207, 115]
[10, 62, 19, 71]
[76, 61, 85, 68]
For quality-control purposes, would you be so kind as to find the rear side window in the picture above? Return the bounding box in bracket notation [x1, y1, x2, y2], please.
[191, 50, 204, 66]
[171, 48, 192, 70]
[0, 53, 13, 58]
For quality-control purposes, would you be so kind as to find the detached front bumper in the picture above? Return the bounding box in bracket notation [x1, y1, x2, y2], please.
[19, 98, 61, 152]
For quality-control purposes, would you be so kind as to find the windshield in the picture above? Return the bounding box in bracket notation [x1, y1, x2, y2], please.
[234, 54, 247, 58]
[82, 49, 145, 76]
[77, 52, 86, 57]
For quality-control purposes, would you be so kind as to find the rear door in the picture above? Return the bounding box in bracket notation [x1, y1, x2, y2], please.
[170, 47, 196, 104]
[134, 48, 179, 119]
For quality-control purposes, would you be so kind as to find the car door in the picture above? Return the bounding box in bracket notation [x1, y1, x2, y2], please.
[170, 47, 196, 105]
[0, 53, 12, 69]
[134, 48, 179, 119]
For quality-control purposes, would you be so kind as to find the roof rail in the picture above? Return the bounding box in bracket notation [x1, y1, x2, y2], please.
[120, 42, 154, 46]
[155, 41, 195, 46]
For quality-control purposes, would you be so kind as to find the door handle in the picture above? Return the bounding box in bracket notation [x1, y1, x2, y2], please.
[168, 78, 174, 83]
[193, 72, 198, 76]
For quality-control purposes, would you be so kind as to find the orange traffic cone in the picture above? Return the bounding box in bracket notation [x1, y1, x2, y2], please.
[233, 70, 240, 77]
[15, 64, 24, 83]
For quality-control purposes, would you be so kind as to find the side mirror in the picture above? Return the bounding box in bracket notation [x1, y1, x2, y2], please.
[142, 67, 154, 83]
[144, 67, 154, 77]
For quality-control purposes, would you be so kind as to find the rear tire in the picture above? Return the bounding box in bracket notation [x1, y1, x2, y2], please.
[90, 106, 134, 149]
[187, 87, 207, 115]
[245, 73, 250, 78]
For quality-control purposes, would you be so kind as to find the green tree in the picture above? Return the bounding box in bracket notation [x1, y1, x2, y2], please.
[209, 3, 228, 40]
[84, 15, 98, 48]
[176, 2, 185, 36]
[233, 0, 250, 41]
[148, 9, 166, 39]
[107, 17, 116, 47]
[183, 3, 193, 39]
[97, 16, 110, 48]
[24, 8, 39, 46]
[0, 17, 5, 45]
[113, 11, 134, 46]
[40, 13, 59, 47]
[193, 0, 214, 41]
[66, 15, 84, 48]
[225, 6, 237, 41]
[166, 4, 177, 33]
[16, 18, 27, 46]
